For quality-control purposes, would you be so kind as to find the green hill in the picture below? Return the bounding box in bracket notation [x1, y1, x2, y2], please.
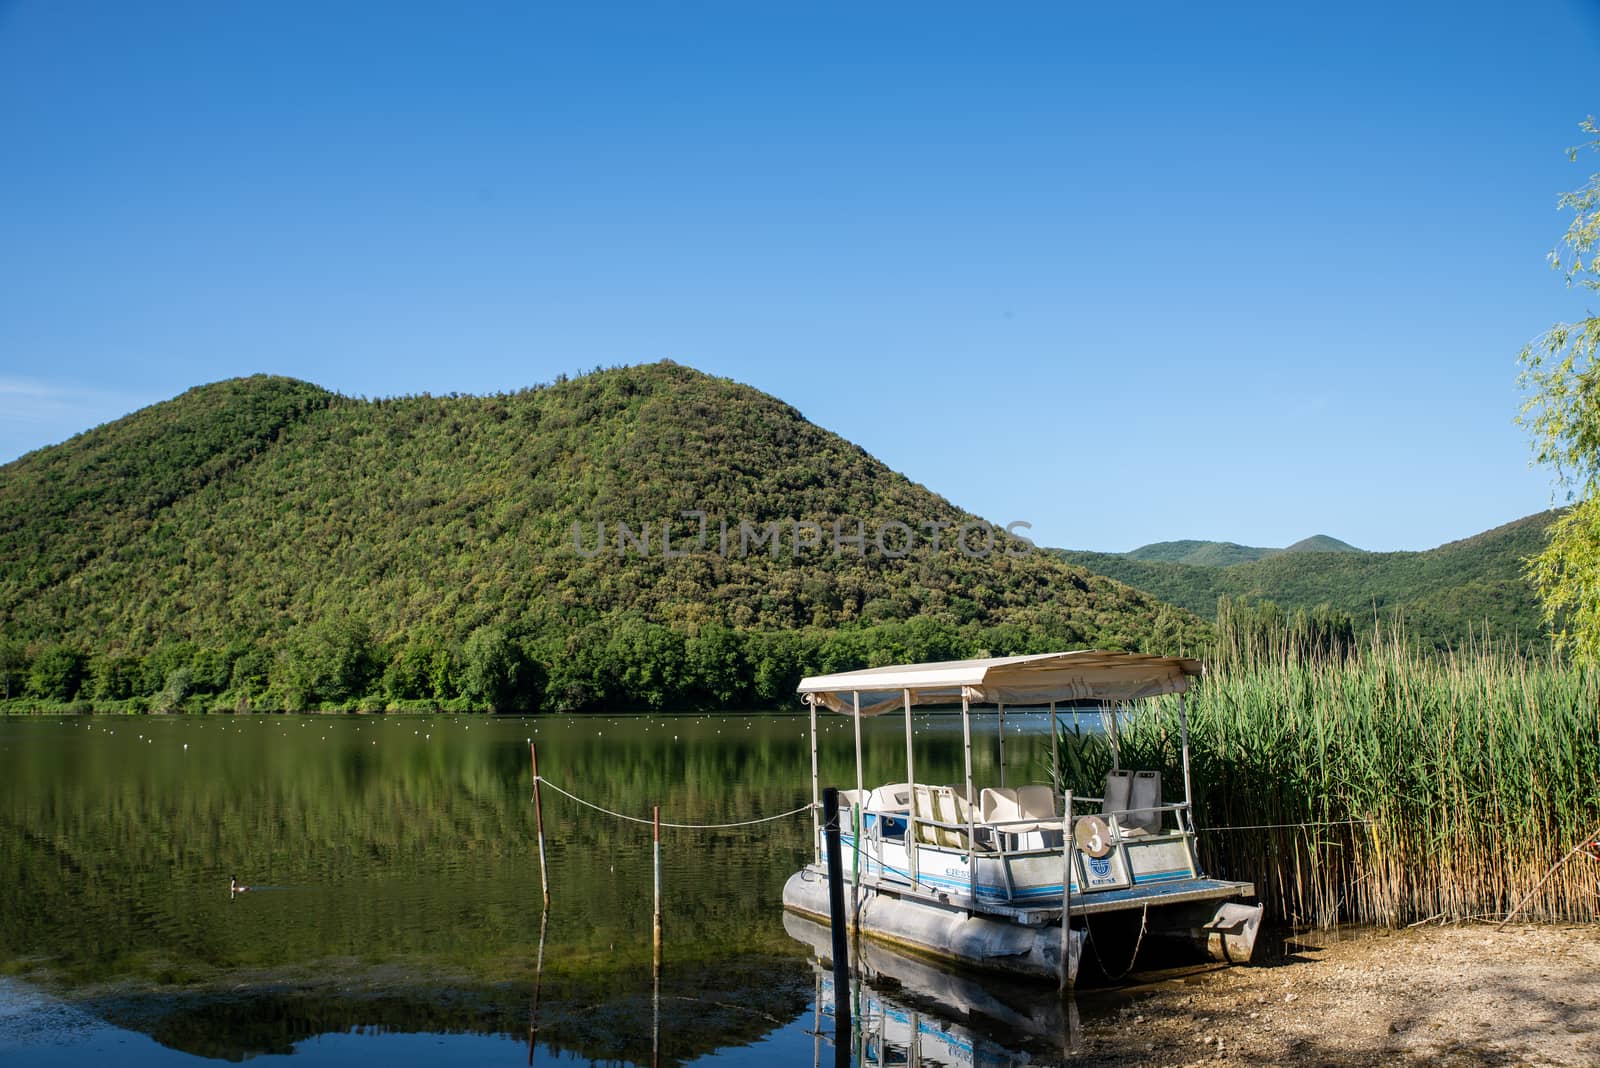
[0, 363, 1203, 712]
[1284, 534, 1362, 554]
[1059, 512, 1555, 652]
[1125, 534, 1362, 567]
[1127, 539, 1278, 566]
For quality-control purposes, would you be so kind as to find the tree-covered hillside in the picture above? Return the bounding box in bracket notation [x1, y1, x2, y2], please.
[0, 363, 1202, 712]
[1059, 512, 1555, 652]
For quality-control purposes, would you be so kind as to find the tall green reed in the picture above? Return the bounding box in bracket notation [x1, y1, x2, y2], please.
[1056, 603, 1600, 927]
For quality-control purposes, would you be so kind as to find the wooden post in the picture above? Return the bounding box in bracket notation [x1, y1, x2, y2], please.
[530, 742, 550, 908]
[822, 786, 851, 1043]
[653, 804, 663, 974]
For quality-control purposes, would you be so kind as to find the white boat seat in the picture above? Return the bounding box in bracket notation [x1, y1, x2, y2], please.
[911, 784, 943, 846]
[980, 787, 1030, 850]
[1103, 770, 1162, 835]
[866, 783, 913, 813]
[1015, 785, 1058, 821]
[937, 787, 970, 849]
[1126, 770, 1163, 834]
[1104, 770, 1132, 816]
[835, 789, 866, 825]
[980, 787, 1022, 825]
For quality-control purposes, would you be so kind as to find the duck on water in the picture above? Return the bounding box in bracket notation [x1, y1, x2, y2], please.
[782, 650, 1264, 987]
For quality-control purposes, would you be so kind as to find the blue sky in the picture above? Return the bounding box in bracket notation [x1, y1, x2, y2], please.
[2, 1, 1597, 552]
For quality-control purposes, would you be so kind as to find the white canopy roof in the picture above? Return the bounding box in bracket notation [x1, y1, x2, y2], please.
[797, 650, 1202, 716]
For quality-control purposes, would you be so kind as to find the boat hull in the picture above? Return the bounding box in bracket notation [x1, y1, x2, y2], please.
[783, 867, 1083, 983]
[783, 866, 1264, 979]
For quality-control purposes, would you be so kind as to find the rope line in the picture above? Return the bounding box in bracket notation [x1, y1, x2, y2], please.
[1200, 818, 1374, 833]
[535, 776, 813, 829]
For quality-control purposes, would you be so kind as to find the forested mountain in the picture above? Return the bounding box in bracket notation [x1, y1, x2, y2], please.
[1125, 534, 1363, 567]
[1059, 512, 1555, 652]
[0, 363, 1201, 712]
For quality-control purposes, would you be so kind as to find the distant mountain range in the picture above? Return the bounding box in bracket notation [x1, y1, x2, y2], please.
[1058, 513, 1555, 652]
[1124, 534, 1364, 567]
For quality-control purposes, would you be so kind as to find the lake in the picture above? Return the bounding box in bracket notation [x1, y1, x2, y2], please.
[0, 710, 1094, 1066]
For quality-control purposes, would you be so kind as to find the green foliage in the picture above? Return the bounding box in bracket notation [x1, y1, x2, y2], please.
[1059, 510, 1556, 652]
[0, 363, 1207, 712]
[1526, 500, 1600, 664]
[0, 639, 27, 701]
[1519, 118, 1600, 664]
[460, 625, 533, 712]
[27, 644, 85, 701]
[275, 617, 378, 707]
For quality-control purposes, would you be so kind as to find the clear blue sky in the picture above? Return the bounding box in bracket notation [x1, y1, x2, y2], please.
[2, 1, 1597, 552]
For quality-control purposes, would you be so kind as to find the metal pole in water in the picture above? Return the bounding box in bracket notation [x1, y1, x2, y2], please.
[530, 742, 550, 908]
[1049, 701, 1059, 795]
[652, 940, 660, 1068]
[527, 908, 548, 1066]
[1060, 789, 1075, 994]
[1179, 691, 1194, 832]
[653, 804, 663, 975]
[997, 701, 1006, 789]
[822, 785, 852, 1044]
[809, 698, 821, 867]
[960, 695, 976, 904]
[851, 691, 864, 948]
[902, 688, 917, 891]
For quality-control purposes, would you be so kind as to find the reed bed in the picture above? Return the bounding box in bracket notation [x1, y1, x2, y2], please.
[1058, 608, 1600, 928]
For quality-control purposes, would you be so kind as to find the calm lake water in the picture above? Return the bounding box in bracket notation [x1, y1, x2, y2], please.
[0, 710, 1096, 1067]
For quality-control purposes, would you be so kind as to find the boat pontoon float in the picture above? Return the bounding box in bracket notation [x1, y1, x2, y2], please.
[781, 651, 1263, 986]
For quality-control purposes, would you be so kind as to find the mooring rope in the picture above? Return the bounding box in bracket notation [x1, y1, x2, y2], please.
[1201, 817, 1374, 832]
[535, 776, 814, 829]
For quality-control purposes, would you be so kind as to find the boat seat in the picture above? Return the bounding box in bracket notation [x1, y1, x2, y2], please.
[1126, 771, 1163, 834]
[980, 787, 1021, 824]
[940, 789, 966, 844]
[1015, 784, 1058, 821]
[935, 787, 968, 849]
[980, 787, 1027, 850]
[1103, 770, 1161, 836]
[911, 784, 943, 846]
[835, 789, 866, 824]
[866, 783, 912, 813]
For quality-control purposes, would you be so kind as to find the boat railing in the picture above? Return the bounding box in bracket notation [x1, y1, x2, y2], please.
[832, 791, 1197, 858]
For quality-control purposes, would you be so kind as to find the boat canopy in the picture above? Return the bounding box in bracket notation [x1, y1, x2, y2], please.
[797, 650, 1202, 716]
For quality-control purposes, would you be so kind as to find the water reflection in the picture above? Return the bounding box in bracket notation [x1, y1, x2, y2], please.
[787, 914, 1073, 1068]
[0, 711, 1069, 1066]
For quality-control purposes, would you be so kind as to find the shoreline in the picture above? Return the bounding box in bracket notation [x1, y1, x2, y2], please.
[1070, 921, 1600, 1066]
